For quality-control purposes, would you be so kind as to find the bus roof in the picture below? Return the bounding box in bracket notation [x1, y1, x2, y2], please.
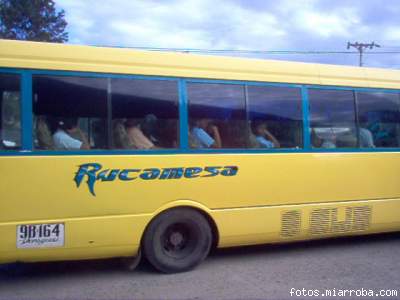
[1, 39, 400, 90]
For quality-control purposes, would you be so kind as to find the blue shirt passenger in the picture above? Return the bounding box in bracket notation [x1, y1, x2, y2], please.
[191, 126, 215, 148]
[190, 119, 222, 149]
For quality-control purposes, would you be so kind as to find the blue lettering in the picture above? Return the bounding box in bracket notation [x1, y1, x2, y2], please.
[74, 163, 102, 196]
[74, 164, 239, 196]
[119, 169, 141, 181]
[184, 167, 203, 178]
[159, 168, 184, 179]
[140, 168, 160, 180]
[221, 166, 238, 176]
[202, 166, 221, 177]
[97, 169, 120, 181]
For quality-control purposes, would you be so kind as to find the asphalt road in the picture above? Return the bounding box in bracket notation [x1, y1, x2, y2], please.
[0, 232, 399, 300]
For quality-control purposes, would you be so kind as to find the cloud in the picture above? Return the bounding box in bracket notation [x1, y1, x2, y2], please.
[384, 27, 400, 42]
[55, 0, 400, 68]
[295, 9, 360, 38]
[57, 0, 287, 49]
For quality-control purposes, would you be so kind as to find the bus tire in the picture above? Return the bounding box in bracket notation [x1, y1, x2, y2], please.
[143, 208, 212, 273]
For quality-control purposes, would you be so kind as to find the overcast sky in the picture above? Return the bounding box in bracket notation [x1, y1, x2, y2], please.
[56, 0, 400, 69]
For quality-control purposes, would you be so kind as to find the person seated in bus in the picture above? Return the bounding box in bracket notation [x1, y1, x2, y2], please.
[125, 118, 156, 150]
[311, 129, 322, 148]
[321, 139, 336, 148]
[36, 116, 54, 150]
[1, 106, 21, 149]
[140, 114, 159, 145]
[53, 117, 90, 150]
[321, 129, 337, 148]
[359, 127, 375, 148]
[251, 120, 280, 148]
[191, 118, 222, 148]
[113, 119, 132, 149]
[311, 128, 336, 148]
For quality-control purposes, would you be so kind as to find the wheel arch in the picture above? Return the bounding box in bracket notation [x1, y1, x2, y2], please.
[141, 200, 220, 250]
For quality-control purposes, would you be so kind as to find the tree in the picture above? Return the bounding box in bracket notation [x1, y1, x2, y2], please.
[0, 0, 68, 42]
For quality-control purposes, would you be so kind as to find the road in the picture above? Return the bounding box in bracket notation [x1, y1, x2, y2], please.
[0, 233, 399, 300]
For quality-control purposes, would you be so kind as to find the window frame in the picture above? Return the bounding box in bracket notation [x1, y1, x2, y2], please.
[355, 90, 400, 149]
[28, 69, 180, 154]
[307, 87, 359, 149]
[109, 76, 181, 150]
[0, 66, 400, 156]
[305, 85, 400, 152]
[245, 83, 304, 150]
[0, 71, 24, 151]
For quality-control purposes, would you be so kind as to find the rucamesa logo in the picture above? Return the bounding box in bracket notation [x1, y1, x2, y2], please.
[74, 163, 239, 196]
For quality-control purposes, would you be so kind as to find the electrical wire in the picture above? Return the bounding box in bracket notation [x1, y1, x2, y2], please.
[102, 45, 400, 55]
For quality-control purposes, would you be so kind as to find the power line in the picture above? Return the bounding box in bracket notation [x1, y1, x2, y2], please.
[103, 45, 400, 55]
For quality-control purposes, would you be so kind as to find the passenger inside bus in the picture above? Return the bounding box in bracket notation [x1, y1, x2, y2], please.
[311, 128, 336, 148]
[140, 114, 159, 145]
[124, 118, 156, 150]
[251, 120, 280, 148]
[53, 117, 90, 150]
[359, 127, 375, 148]
[321, 138, 336, 148]
[36, 116, 54, 150]
[190, 118, 222, 148]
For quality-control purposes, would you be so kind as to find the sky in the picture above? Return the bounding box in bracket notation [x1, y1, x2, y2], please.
[55, 0, 400, 69]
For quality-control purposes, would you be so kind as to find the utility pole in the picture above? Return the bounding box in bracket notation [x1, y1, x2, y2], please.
[347, 41, 380, 67]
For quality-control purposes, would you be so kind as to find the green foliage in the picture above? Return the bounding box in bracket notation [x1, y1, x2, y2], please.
[0, 0, 68, 42]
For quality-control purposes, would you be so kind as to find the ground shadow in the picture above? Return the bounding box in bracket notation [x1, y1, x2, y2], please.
[1, 231, 399, 279]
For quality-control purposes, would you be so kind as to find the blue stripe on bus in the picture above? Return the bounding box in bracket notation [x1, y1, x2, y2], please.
[0, 67, 180, 81]
[1, 147, 400, 157]
[179, 79, 189, 150]
[305, 84, 400, 93]
[301, 86, 311, 150]
[21, 71, 33, 151]
[0, 68, 24, 74]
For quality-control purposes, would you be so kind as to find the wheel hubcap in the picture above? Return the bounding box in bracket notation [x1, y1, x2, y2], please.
[169, 231, 184, 247]
[162, 223, 196, 257]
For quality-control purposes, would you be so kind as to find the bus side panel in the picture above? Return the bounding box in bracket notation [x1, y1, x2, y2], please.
[0, 214, 149, 263]
[213, 198, 400, 248]
[0, 152, 399, 263]
[1, 152, 400, 222]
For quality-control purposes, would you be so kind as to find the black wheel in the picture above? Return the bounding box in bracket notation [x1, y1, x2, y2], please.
[143, 208, 212, 273]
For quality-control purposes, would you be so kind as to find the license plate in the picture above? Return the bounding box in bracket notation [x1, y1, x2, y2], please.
[17, 223, 64, 248]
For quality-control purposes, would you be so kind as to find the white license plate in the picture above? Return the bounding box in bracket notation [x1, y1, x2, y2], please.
[17, 223, 64, 248]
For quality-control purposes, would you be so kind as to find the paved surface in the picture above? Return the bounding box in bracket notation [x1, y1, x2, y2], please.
[0, 233, 399, 300]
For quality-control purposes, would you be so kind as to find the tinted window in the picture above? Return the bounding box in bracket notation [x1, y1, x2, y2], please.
[188, 83, 246, 149]
[309, 89, 357, 148]
[0, 74, 21, 150]
[33, 76, 107, 150]
[247, 85, 302, 148]
[356, 92, 400, 148]
[111, 78, 179, 149]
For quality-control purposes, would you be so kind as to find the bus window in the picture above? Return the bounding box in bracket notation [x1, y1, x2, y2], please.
[111, 78, 179, 150]
[247, 85, 303, 149]
[33, 76, 107, 151]
[188, 83, 246, 149]
[356, 92, 400, 148]
[309, 89, 357, 149]
[0, 74, 21, 151]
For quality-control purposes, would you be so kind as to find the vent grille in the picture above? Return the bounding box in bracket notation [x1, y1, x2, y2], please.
[309, 206, 372, 235]
[352, 206, 372, 231]
[281, 210, 301, 237]
[309, 208, 331, 235]
[331, 207, 353, 233]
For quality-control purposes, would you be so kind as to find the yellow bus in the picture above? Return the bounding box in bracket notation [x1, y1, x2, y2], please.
[1, 39, 399, 273]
